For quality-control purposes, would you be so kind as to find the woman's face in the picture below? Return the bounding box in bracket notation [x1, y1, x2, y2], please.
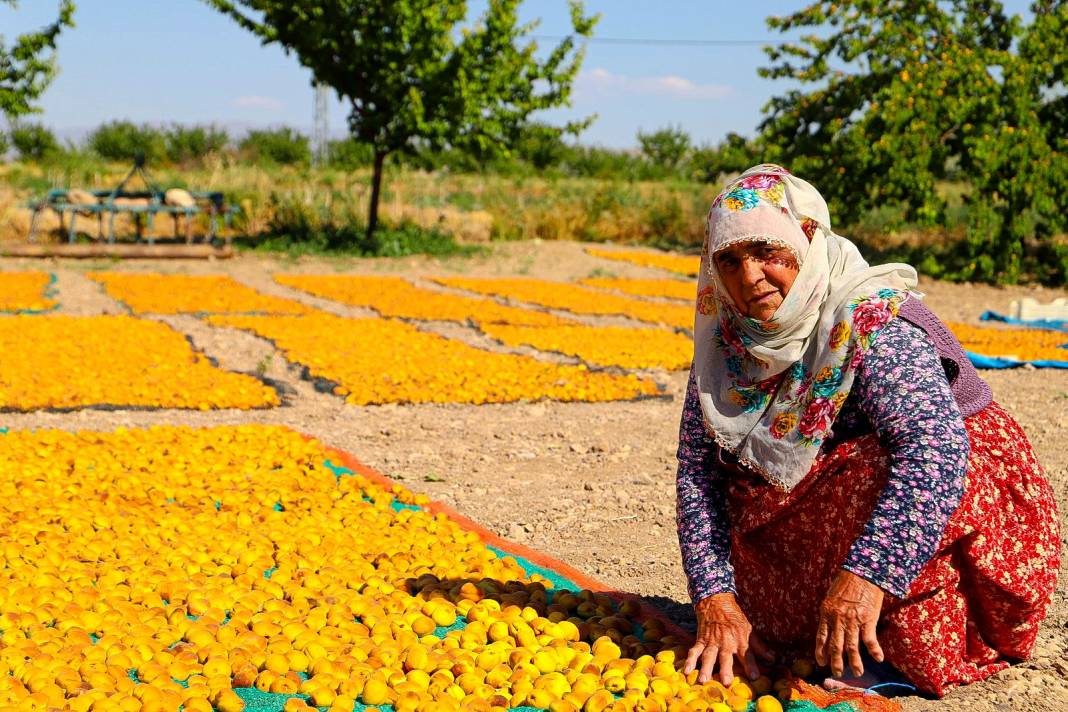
[713, 240, 800, 320]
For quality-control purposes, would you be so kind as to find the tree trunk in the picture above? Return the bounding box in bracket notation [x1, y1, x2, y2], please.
[366, 150, 387, 251]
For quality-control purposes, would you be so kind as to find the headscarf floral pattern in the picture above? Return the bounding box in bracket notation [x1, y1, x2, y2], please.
[693, 164, 918, 490]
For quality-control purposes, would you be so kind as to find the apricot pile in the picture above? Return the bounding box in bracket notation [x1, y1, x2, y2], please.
[88, 273, 314, 315]
[578, 278, 694, 303]
[0, 270, 56, 312]
[0, 425, 804, 712]
[275, 274, 575, 326]
[432, 278, 693, 330]
[479, 324, 693, 371]
[948, 321, 1068, 363]
[0, 316, 279, 411]
[209, 313, 661, 405]
[584, 248, 701, 278]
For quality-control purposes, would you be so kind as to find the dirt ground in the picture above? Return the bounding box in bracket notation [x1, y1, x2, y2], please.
[1, 241, 1066, 712]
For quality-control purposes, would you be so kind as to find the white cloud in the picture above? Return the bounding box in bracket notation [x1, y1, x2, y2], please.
[232, 95, 283, 111]
[578, 68, 733, 100]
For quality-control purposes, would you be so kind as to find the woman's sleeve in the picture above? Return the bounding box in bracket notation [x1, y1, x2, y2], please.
[842, 318, 970, 598]
[676, 366, 736, 602]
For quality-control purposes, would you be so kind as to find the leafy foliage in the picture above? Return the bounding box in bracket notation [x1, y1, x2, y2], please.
[164, 124, 229, 163]
[326, 137, 375, 169]
[759, 0, 1068, 284]
[238, 127, 310, 165]
[637, 125, 691, 175]
[87, 120, 167, 163]
[10, 122, 60, 160]
[0, 0, 75, 121]
[203, 0, 597, 243]
[690, 132, 761, 183]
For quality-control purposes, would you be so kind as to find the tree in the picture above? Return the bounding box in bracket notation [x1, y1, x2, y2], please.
[239, 127, 310, 165]
[637, 125, 691, 175]
[1, 1, 75, 121]
[690, 132, 761, 183]
[11, 122, 60, 160]
[758, 1, 1068, 283]
[203, 0, 597, 246]
[87, 120, 167, 163]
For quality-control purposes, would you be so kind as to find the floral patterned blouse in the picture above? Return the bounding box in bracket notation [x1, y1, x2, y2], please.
[676, 317, 971, 600]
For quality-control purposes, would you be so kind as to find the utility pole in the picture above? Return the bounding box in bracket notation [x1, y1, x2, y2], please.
[312, 82, 329, 166]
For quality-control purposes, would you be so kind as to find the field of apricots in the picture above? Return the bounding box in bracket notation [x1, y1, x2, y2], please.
[0, 239, 1065, 712]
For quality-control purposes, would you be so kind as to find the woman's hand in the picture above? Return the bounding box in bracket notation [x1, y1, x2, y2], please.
[815, 569, 885, 678]
[684, 592, 772, 685]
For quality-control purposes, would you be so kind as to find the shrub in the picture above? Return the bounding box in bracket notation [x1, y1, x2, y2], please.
[165, 124, 229, 163]
[512, 122, 569, 171]
[256, 192, 474, 257]
[690, 133, 761, 183]
[87, 121, 167, 163]
[562, 146, 644, 180]
[326, 137, 374, 169]
[239, 127, 310, 165]
[10, 123, 61, 160]
[637, 125, 691, 176]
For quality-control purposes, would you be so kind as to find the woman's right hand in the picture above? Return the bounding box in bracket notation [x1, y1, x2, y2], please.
[683, 592, 772, 685]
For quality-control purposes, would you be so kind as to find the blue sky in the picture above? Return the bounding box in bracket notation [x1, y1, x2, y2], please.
[0, 0, 1035, 148]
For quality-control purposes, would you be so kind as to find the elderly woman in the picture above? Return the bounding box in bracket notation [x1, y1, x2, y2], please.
[675, 164, 1060, 697]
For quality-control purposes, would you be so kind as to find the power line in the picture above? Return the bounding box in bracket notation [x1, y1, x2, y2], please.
[530, 34, 769, 46]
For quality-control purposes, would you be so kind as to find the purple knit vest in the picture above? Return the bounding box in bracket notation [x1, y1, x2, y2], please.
[897, 297, 992, 417]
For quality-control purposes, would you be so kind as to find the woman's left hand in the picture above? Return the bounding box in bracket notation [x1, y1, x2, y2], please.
[814, 569, 885, 677]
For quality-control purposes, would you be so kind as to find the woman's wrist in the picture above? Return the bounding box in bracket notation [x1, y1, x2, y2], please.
[695, 591, 740, 615]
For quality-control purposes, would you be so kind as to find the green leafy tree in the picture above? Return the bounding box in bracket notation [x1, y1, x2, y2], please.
[165, 124, 230, 163]
[239, 127, 310, 165]
[758, 0, 1068, 283]
[637, 125, 691, 175]
[11, 122, 59, 159]
[690, 132, 761, 183]
[1, 1, 75, 121]
[87, 120, 167, 163]
[203, 0, 597, 245]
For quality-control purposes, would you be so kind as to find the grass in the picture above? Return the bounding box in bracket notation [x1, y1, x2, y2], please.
[0, 158, 717, 252]
[239, 221, 484, 259]
[1, 156, 997, 276]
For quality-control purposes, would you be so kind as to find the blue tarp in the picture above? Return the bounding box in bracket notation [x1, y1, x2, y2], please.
[966, 351, 1068, 369]
[965, 312, 1068, 368]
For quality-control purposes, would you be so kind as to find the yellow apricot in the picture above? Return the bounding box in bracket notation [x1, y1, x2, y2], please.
[215, 690, 246, 712]
[755, 695, 784, 712]
[361, 678, 392, 706]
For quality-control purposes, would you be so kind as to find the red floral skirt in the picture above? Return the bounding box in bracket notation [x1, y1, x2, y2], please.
[726, 402, 1061, 696]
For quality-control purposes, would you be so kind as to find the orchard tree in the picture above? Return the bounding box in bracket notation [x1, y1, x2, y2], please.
[758, 0, 1068, 283]
[1, 0, 75, 121]
[204, 0, 597, 245]
[637, 125, 691, 175]
[690, 132, 761, 183]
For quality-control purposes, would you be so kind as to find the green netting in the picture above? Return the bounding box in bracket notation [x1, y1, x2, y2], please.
[432, 616, 467, 637]
[322, 459, 352, 477]
[486, 545, 578, 592]
[322, 459, 419, 512]
[233, 686, 401, 711]
[788, 702, 859, 712]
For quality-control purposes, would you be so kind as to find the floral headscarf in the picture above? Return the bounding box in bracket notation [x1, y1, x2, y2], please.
[694, 164, 919, 491]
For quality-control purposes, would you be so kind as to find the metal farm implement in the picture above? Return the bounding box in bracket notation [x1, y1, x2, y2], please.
[10, 157, 239, 258]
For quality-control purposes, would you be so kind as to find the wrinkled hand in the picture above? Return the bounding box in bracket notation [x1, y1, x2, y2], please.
[684, 592, 773, 686]
[815, 570, 885, 678]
